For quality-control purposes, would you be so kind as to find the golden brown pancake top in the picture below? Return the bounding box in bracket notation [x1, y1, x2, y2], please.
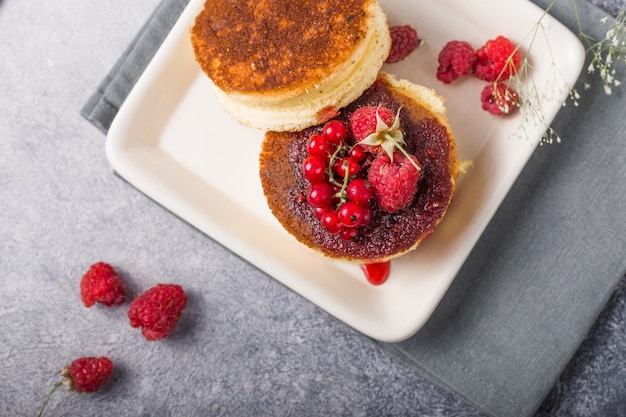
[190, 0, 372, 95]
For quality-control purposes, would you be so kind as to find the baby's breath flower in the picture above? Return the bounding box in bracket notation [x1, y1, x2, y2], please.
[506, 1, 624, 144]
[578, 7, 625, 97]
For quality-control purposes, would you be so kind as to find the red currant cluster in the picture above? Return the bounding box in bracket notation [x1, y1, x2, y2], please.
[302, 120, 374, 240]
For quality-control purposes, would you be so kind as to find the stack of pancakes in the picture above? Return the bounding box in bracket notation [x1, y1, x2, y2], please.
[191, 0, 462, 264]
[190, 0, 390, 132]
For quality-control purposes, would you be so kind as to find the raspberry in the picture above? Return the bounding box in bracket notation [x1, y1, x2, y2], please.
[481, 82, 520, 115]
[38, 356, 114, 416]
[128, 284, 187, 341]
[385, 25, 421, 64]
[473, 35, 521, 82]
[436, 40, 476, 84]
[80, 262, 125, 308]
[67, 357, 114, 393]
[349, 106, 400, 156]
[368, 150, 421, 213]
[350, 106, 396, 142]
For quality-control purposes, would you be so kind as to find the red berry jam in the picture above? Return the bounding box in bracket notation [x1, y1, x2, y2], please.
[360, 261, 391, 286]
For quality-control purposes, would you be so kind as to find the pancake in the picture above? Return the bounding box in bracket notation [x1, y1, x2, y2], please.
[190, 0, 391, 132]
[259, 72, 463, 263]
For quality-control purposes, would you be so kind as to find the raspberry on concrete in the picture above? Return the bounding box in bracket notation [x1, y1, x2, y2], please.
[38, 357, 114, 416]
[473, 35, 521, 82]
[386, 25, 422, 64]
[128, 284, 188, 341]
[80, 262, 125, 308]
[436, 40, 476, 84]
[66, 357, 114, 393]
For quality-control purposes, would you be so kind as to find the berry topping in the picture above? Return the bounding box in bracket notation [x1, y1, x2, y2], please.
[481, 82, 520, 115]
[350, 106, 397, 143]
[436, 40, 476, 84]
[322, 119, 347, 144]
[358, 203, 373, 227]
[128, 284, 187, 341]
[332, 157, 360, 179]
[368, 150, 421, 213]
[473, 35, 521, 82]
[302, 156, 328, 183]
[339, 226, 360, 241]
[300, 105, 423, 243]
[346, 178, 373, 205]
[348, 145, 367, 162]
[350, 106, 406, 161]
[360, 261, 391, 286]
[338, 201, 365, 227]
[307, 182, 335, 208]
[80, 262, 125, 308]
[386, 25, 422, 64]
[306, 133, 330, 158]
[320, 209, 344, 235]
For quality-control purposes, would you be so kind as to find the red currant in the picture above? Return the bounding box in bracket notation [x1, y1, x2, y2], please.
[339, 226, 359, 240]
[320, 209, 344, 234]
[302, 156, 327, 183]
[313, 206, 326, 219]
[349, 145, 367, 162]
[359, 204, 373, 227]
[322, 120, 347, 144]
[346, 179, 373, 205]
[330, 183, 342, 206]
[306, 134, 329, 157]
[338, 201, 364, 227]
[307, 183, 334, 208]
[332, 157, 360, 179]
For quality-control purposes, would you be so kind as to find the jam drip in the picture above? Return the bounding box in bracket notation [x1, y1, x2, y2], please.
[360, 261, 390, 285]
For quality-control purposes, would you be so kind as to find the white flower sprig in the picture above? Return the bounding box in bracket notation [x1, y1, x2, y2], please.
[495, 0, 625, 144]
[576, 7, 626, 95]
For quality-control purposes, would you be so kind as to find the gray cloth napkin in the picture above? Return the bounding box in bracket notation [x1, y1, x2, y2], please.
[378, 2, 626, 417]
[81, 1, 626, 416]
[81, 0, 190, 134]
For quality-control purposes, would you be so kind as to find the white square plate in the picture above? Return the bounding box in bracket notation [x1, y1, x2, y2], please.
[106, 0, 584, 341]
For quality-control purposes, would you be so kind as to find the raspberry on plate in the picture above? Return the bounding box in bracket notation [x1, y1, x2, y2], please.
[385, 25, 421, 64]
[473, 35, 521, 82]
[80, 262, 125, 308]
[481, 82, 520, 115]
[436, 40, 476, 84]
[128, 284, 187, 341]
[368, 150, 421, 213]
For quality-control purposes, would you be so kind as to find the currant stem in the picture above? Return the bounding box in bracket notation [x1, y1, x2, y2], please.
[38, 381, 64, 417]
[334, 167, 351, 207]
[326, 144, 345, 187]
